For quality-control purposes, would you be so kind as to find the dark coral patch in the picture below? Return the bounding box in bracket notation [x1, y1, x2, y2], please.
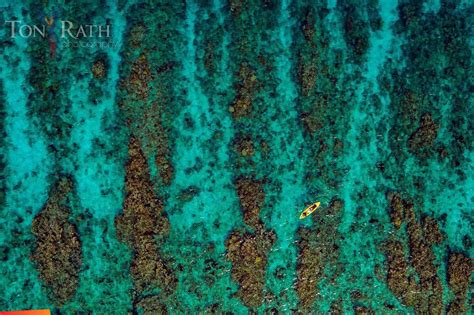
[385, 240, 418, 307]
[235, 177, 265, 229]
[31, 177, 82, 305]
[385, 193, 444, 314]
[91, 59, 107, 79]
[119, 51, 174, 187]
[228, 64, 258, 119]
[405, 207, 443, 313]
[226, 177, 274, 308]
[115, 136, 175, 307]
[225, 228, 275, 307]
[387, 192, 407, 229]
[298, 59, 317, 97]
[446, 252, 473, 314]
[234, 135, 254, 158]
[408, 113, 439, 156]
[295, 199, 344, 309]
[126, 54, 153, 100]
[229, 0, 245, 17]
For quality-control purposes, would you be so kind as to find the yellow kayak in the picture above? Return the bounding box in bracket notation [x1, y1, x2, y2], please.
[299, 201, 321, 219]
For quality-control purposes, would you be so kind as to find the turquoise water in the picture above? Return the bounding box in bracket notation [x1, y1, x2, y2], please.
[0, 0, 472, 313]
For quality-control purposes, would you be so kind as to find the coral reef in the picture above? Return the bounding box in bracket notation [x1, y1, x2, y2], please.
[385, 240, 417, 306]
[31, 177, 82, 305]
[386, 193, 444, 314]
[226, 229, 275, 307]
[91, 59, 107, 79]
[295, 199, 344, 310]
[234, 135, 254, 158]
[126, 54, 152, 100]
[226, 178, 275, 307]
[115, 137, 175, 309]
[119, 51, 174, 186]
[298, 59, 317, 97]
[228, 64, 258, 119]
[235, 177, 265, 228]
[408, 113, 439, 156]
[446, 252, 473, 314]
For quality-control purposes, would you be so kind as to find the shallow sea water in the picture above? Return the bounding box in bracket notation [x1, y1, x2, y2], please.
[0, 0, 472, 313]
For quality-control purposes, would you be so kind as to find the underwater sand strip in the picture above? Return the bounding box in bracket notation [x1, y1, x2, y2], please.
[386, 193, 443, 313]
[115, 136, 175, 307]
[226, 177, 275, 307]
[295, 199, 344, 310]
[31, 177, 82, 305]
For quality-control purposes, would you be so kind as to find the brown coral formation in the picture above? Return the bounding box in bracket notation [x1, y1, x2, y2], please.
[385, 241, 418, 306]
[299, 60, 317, 97]
[128, 25, 145, 49]
[329, 299, 343, 314]
[408, 113, 439, 155]
[31, 177, 82, 305]
[387, 192, 409, 229]
[385, 193, 444, 314]
[91, 59, 106, 79]
[127, 54, 152, 100]
[135, 295, 168, 315]
[235, 136, 254, 158]
[446, 252, 473, 314]
[226, 229, 275, 307]
[421, 216, 443, 245]
[396, 90, 423, 128]
[300, 95, 329, 135]
[228, 64, 257, 118]
[120, 52, 174, 186]
[235, 177, 265, 228]
[353, 306, 374, 315]
[225, 177, 275, 307]
[115, 136, 175, 305]
[296, 199, 344, 309]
